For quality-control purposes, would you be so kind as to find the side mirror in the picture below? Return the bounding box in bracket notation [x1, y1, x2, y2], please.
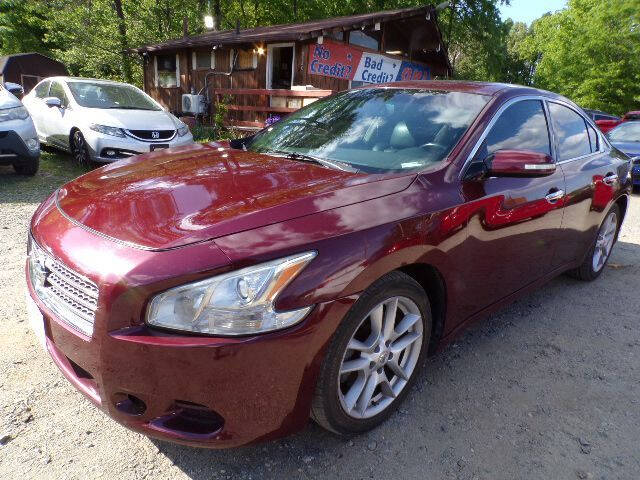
[4, 82, 23, 97]
[44, 96, 62, 108]
[485, 150, 556, 177]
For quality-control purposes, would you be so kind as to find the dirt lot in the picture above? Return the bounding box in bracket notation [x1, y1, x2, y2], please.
[1, 155, 639, 480]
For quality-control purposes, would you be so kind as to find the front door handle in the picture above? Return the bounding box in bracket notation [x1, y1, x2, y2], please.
[545, 189, 565, 204]
[602, 173, 619, 186]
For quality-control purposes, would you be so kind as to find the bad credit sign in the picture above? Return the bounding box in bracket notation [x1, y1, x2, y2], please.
[308, 41, 431, 84]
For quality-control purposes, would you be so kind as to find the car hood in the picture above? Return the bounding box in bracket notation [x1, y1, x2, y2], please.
[56, 143, 417, 250]
[78, 107, 177, 130]
[611, 141, 640, 158]
[0, 89, 22, 109]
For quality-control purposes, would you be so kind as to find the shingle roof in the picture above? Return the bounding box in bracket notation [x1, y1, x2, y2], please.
[133, 5, 440, 53]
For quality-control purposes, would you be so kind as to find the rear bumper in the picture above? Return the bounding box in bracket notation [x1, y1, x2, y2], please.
[0, 129, 40, 165]
[26, 262, 354, 448]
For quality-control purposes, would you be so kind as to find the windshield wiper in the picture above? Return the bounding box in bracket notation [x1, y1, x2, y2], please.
[261, 150, 358, 172]
[105, 106, 157, 110]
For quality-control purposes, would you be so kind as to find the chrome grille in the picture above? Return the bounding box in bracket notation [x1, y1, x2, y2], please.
[28, 237, 99, 336]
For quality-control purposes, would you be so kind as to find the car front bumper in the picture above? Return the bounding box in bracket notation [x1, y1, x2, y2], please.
[26, 268, 352, 448]
[0, 121, 40, 165]
[83, 130, 195, 163]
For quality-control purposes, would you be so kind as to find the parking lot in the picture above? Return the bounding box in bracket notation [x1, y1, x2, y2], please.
[1, 156, 639, 480]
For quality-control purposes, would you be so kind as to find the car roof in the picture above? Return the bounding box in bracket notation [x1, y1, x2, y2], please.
[371, 80, 568, 100]
[44, 76, 135, 87]
[624, 111, 640, 116]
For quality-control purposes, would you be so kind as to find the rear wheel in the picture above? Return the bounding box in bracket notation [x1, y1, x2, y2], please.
[71, 130, 90, 166]
[567, 204, 620, 281]
[13, 156, 39, 176]
[311, 271, 431, 435]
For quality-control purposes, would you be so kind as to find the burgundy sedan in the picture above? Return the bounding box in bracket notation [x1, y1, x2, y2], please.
[26, 81, 632, 448]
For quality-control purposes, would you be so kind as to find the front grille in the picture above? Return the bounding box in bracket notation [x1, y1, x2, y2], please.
[28, 237, 99, 336]
[126, 129, 175, 141]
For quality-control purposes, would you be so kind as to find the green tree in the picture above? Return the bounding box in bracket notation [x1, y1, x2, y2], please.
[528, 0, 640, 115]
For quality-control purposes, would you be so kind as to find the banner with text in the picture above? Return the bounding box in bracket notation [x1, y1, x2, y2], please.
[307, 41, 431, 84]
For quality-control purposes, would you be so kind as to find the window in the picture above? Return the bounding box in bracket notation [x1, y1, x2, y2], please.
[48, 81, 69, 107]
[549, 103, 591, 160]
[155, 54, 179, 88]
[477, 100, 551, 160]
[34, 81, 50, 98]
[247, 89, 489, 173]
[587, 123, 599, 152]
[192, 50, 214, 70]
[233, 49, 257, 70]
[349, 30, 380, 50]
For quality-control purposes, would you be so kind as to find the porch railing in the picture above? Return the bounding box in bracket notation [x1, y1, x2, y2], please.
[211, 88, 334, 129]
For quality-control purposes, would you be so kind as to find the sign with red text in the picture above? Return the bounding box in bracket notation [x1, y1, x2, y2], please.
[307, 41, 362, 80]
[308, 41, 431, 84]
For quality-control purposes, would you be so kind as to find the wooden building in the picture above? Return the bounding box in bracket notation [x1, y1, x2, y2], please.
[0, 53, 68, 93]
[133, 4, 452, 129]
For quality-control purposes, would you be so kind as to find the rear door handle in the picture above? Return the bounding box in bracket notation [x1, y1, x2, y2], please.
[603, 173, 618, 186]
[545, 189, 565, 204]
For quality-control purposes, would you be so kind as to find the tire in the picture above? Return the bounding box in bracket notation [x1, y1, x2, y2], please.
[567, 204, 620, 281]
[71, 130, 90, 166]
[13, 156, 39, 176]
[311, 271, 431, 435]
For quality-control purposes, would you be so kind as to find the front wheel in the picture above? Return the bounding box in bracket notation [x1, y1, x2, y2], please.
[13, 156, 39, 176]
[71, 130, 90, 166]
[567, 204, 620, 281]
[311, 271, 431, 435]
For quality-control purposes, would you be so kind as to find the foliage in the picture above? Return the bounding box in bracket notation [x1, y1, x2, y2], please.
[525, 0, 640, 115]
[1, 0, 638, 115]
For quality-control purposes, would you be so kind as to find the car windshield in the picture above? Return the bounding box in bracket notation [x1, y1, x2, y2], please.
[66, 81, 161, 111]
[608, 122, 640, 142]
[246, 88, 489, 173]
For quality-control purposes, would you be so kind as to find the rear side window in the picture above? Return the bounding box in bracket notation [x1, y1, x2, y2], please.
[479, 99, 551, 159]
[587, 123, 599, 152]
[549, 103, 591, 160]
[34, 81, 50, 98]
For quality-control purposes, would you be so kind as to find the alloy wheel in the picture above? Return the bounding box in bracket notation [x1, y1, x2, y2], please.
[338, 296, 423, 419]
[73, 131, 88, 166]
[592, 211, 617, 272]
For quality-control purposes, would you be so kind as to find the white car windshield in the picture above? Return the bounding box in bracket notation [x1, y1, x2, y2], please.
[66, 81, 161, 111]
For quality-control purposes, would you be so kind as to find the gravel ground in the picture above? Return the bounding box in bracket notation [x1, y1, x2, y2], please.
[1, 157, 639, 480]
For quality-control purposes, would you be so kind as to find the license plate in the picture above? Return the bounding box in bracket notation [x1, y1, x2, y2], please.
[150, 144, 169, 152]
[25, 290, 46, 349]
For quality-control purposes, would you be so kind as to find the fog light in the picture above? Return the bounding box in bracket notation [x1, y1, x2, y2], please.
[26, 138, 39, 151]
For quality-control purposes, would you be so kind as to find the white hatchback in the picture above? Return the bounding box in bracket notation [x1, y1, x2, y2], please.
[23, 77, 194, 164]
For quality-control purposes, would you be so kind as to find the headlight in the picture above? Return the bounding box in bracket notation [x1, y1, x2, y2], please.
[146, 251, 317, 335]
[0, 106, 29, 122]
[89, 124, 125, 137]
[177, 123, 190, 137]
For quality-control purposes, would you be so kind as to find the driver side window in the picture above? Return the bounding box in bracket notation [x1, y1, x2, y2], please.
[34, 81, 51, 99]
[476, 100, 552, 161]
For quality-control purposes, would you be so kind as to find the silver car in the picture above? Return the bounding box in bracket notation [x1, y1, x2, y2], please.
[0, 82, 40, 175]
[22, 77, 194, 164]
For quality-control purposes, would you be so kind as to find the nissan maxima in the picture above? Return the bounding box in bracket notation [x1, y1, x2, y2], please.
[25, 81, 631, 448]
[22, 77, 193, 164]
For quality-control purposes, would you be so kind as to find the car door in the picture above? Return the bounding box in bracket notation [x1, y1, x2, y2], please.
[458, 97, 566, 313]
[549, 101, 628, 266]
[23, 80, 51, 141]
[43, 81, 73, 149]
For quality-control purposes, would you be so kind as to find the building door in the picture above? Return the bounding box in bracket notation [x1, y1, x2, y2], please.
[267, 44, 294, 89]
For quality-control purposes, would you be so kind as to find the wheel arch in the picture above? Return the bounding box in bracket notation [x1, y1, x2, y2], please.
[615, 194, 628, 228]
[397, 263, 447, 355]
